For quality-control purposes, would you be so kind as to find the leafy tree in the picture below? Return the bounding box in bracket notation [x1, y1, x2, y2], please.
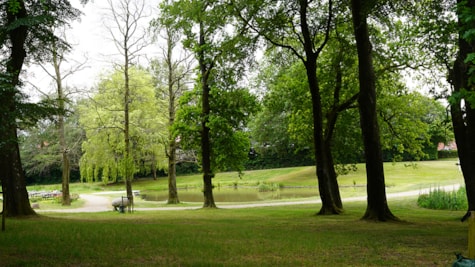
[449, 0, 475, 210]
[232, 0, 365, 214]
[248, 56, 312, 169]
[150, 4, 194, 204]
[103, 0, 151, 205]
[351, 0, 398, 221]
[79, 67, 166, 186]
[162, 0, 258, 208]
[410, 0, 475, 210]
[0, 0, 80, 216]
[19, 101, 84, 185]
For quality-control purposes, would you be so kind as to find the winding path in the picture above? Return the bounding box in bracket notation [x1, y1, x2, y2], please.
[36, 184, 461, 213]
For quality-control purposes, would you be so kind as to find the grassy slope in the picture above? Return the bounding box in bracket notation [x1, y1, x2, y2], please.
[28, 159, 463, 194]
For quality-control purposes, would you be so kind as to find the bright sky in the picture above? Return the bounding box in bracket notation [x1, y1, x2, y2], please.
[25, 0, 160, 101]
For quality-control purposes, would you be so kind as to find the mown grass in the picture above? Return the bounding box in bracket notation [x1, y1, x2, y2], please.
[0, 198, 468, 266]
[8, 159, 465, 266]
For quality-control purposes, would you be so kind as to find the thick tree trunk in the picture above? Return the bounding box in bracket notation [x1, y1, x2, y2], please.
[450, 0, 475, 210]
[351, 0, 398, 221]
[199, 22, 216, 208]
[0, 1, 36, 217]
[299, 0, 342, 215]
[0, 127, 36, 217]
[201, 84, 215, 208]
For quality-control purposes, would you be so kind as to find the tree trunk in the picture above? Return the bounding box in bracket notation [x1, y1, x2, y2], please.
[0, 127, 36, 217]
[166, 30, 179, 204]
[167, 144, 179, 204]
[450, 0, 475, 210]
[124, 36, 134, 210]
[299, 0, 342, 215]
[52, 47, 71, 206]
[166, 75, 179, 204]
[0, 0, 36, 217]
[199, 22, 216, 208]
[307, 65, 342, 215]
[351, 0, 398, 221]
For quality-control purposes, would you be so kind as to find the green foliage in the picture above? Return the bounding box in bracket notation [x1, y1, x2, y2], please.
[163, 0, 259, 177]
[79, 67, 167, 184]
[417, 186, 467, 210]
[175, 86, 259, 174]
[458, 0, 475, 88]
[19, 102, 84, 183]
[378, 88, 447, 162]
[0, 0, 81, 62]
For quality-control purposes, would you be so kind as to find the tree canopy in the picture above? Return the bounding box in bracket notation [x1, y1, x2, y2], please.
[79, 67, 167, 184]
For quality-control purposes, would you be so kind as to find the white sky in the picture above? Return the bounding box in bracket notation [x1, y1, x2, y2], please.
[25, 0, 161, 101]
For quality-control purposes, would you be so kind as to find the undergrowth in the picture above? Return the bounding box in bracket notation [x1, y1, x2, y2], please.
[417, 186, 467, 211]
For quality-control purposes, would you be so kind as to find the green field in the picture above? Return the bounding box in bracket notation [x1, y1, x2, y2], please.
[1, 159, 469, 266]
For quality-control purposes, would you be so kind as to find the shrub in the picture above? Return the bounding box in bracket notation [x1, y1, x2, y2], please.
[417, 186, 467, 211]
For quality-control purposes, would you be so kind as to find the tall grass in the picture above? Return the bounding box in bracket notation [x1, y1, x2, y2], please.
[417, 187, 468, 211]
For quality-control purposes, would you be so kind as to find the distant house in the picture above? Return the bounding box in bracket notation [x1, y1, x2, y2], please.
[437, 141, 457, 151]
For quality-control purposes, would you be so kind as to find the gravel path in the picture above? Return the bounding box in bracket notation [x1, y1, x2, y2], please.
[36, 184, 461, 213]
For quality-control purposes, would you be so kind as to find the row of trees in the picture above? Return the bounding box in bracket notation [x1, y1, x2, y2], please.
[1, 0, 474, 221]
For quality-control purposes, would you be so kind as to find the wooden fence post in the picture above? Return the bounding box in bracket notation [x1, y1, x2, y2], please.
[469, 211, 475, 258]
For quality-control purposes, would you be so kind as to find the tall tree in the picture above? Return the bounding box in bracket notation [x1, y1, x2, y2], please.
[162, 0, 258, 208]
[350, 0, 398, 221]
[0, 0, 80, 216]
[449, 0, 475, 210]
[232, 0, 350, 214]
[104, 0, 150, 207]
[150, 6, 194, 204]
[35, 34, 87, 205]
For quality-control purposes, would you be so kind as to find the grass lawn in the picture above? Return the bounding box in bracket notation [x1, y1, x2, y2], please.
[2, 159, 466, 266]
[0, 199, 468, 266]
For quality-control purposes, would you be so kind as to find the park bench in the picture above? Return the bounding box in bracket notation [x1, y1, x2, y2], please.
[112, 196, 131, 213]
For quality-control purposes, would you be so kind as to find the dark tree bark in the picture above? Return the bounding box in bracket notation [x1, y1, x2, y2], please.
[0, 0, 36, 217]
[450, 0, 475, 211]
[351, 0, 398, 221]
[199, 22, 216, 208]
[299, 0, 342, 215]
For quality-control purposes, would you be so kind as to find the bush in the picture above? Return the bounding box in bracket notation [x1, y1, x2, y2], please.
[417, 186, 467, 210]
